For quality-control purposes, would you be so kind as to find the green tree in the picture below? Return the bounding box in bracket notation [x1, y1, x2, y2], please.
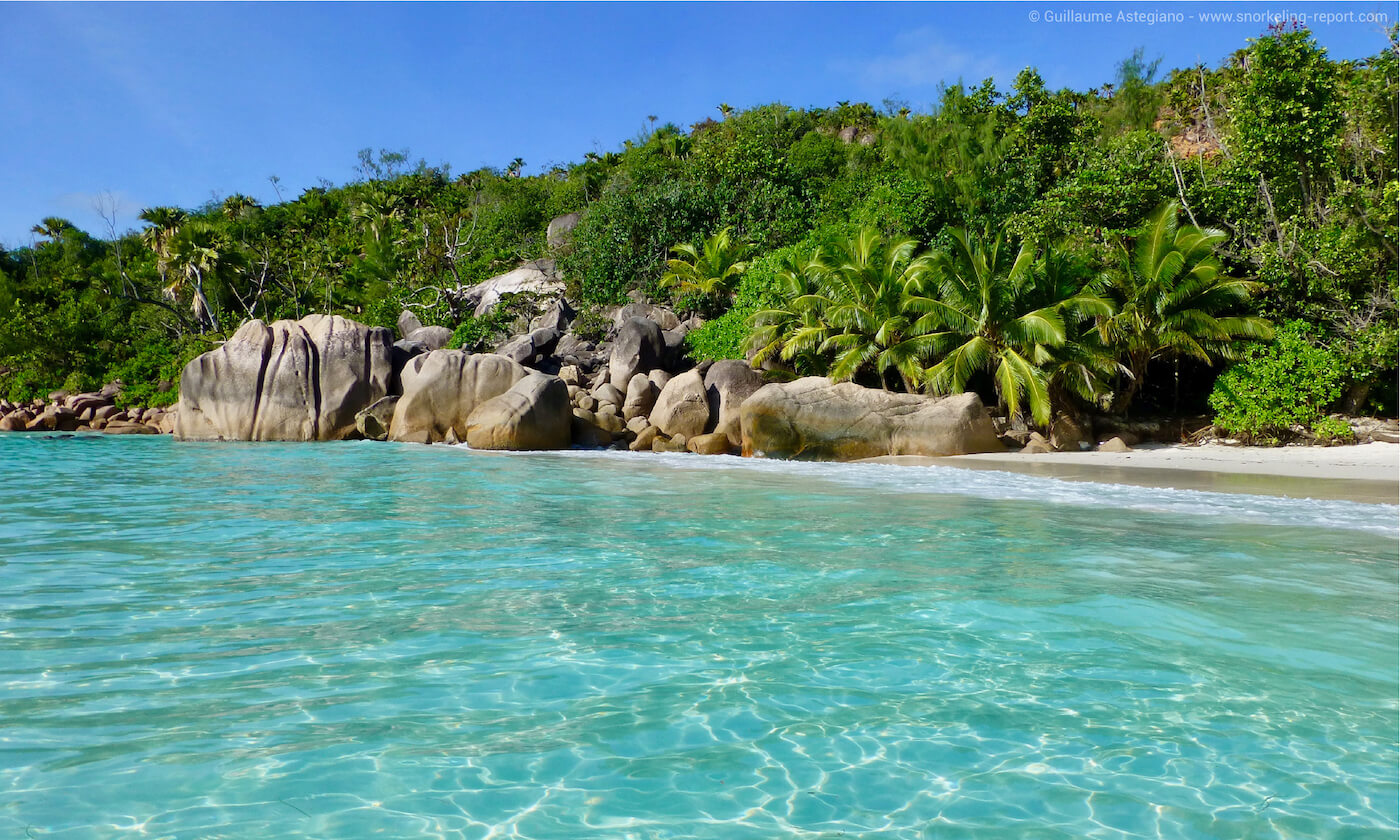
[29, 217, 74, 244]
[1231, 26, 1344, 207]
[794, 228, 938, 392]
[917, 228, 1111, 424]
[220, 194, 260, 221]
[1096, 201, 1273, 411]
[1108, 48, 1164, 133]
[138, 206, 188, 296]
[168, 221, 243, 332]
[659, 226, 751, 314]
[747, 249, 833, 374]
[1209, 320, 1345, 441]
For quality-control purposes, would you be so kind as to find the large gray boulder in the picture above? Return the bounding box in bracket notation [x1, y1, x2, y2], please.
[611, 302, 681, 332]
[622, 372, 659, 421]
[462, 259, 564, 317]
[704, 360, 765, 446]
[651, 369, 711, 439]
[609, 317, 667, 391]
[546, 212, 582, 249]
[397, 310, 424, 339]
[355, 395, 400, 441]
[529, 297, 575, 334]
[406, 325, 453, 351]
[465, 373, 572, 451]
[176, 314, 393, 441]
[739, 377, 1003, 460]
[496, 327, 562, 367]
[388, 351, 527, 444]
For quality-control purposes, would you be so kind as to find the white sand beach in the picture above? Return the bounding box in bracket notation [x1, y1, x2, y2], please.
[868, 442, 1400, 504]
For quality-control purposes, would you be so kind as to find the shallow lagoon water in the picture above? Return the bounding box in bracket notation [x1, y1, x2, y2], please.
[1, 435, 1396, 839]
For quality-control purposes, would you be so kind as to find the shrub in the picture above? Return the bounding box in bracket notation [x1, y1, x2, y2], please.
[1312, 416, 1355, 444]
[570, 307, 610, 343]
[449, 293, 541, 351]
[683, 241, 807, 361]
[105, 337, 206, 408]
[1209, 321, 1345, 440]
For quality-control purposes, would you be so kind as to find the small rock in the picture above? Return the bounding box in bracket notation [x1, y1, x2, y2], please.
[647, 369, 672, 391]
[102, 421, 158, 435]
[397, 310, 425, 339]
[652, 433, 687, 453]
[592, 382, 625, 407]
[630, 426, 660, 451]
[595, 412, 624, 434]
[1098, 436, 1132, 452]
[623, 373, 659, 421]
[1022, 432, 1052, 454]
[687, 432, 733, 455]
[571, 414, 613, 448]
[355, 395, 400, 441]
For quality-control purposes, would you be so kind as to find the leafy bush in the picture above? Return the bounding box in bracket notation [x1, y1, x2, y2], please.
[684, 240, 812, 361]
[449, 317, 492, 352]
[449, 293, 541, 351]
[1312, 416, 1355, 444]
[106, 337, 206, 408]
[559, 176, 716, 305]
[570, 308, 610, 343]
[1209, 321, 1345, 440]
[787, 131, 846, 182]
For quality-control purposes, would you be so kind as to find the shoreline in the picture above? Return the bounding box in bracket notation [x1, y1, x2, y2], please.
[864, 442, 1400, 505]
[11, 430, 1399, 506]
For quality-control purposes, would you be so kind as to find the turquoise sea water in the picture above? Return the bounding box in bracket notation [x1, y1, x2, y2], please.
[1, 435, 1396, 839]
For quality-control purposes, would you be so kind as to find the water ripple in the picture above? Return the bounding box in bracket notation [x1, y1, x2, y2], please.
[0, 436, 1395, 838]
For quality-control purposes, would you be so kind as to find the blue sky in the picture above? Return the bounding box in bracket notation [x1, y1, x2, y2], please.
[1, 1, 1393, 247]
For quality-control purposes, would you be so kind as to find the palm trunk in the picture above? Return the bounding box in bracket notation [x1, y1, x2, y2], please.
[1111, 354, 1149, 414]
[193, 268, 220, 333]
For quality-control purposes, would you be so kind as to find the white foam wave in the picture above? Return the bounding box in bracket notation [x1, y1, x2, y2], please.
[449, 445, 1400, 537]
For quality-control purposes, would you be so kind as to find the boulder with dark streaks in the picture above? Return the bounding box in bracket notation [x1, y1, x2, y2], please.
[175, 314, 393, 441]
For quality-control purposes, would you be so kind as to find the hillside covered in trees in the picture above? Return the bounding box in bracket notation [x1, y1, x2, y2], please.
[2, 26, 1395, 439]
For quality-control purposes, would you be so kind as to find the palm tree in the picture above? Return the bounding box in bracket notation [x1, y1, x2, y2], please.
[1095, 201, 1273, 412]
[1032, 249, 1125, 414]
[29, 217, 74, 243]
[138, 206, 187, 291]
[350, 188, 402, 244]
[660, 226, 751, 314]
[660, 134, 692, 160]
[748, 250, 830, 373]
[168, 221, 243, 332]
[507, 157, 525, 177]
[914, 227, 1112, 425]
[221, 194, 260, 221]
[718, 103, 734, 120]
[795, 228, 939, 392]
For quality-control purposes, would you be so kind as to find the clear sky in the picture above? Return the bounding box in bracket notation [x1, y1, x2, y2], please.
[1, 1, 1393, 247]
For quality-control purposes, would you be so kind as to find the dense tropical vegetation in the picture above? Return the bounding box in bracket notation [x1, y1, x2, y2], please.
[1, 26, 1394, 434]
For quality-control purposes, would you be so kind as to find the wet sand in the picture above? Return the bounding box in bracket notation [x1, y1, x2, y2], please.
[865, 442, 1400, 505]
